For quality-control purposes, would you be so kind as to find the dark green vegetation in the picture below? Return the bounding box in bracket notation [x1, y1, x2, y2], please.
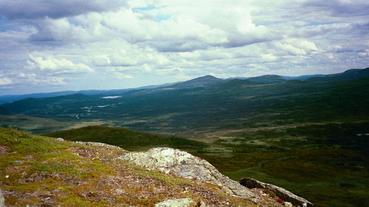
[200, 122, 369, 207]
[0, 114, 75, 134]
[1, 68, 369, 207]
[47, 125, 206, 151]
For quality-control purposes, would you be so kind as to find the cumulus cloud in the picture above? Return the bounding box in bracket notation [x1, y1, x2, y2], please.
[0, 0, 368, 94]
[29, 5, 272, 51]
[274, 39, 319, 56]
[27, 54, 93, 74]
[18, 73, 66, 85]
[304, 0, 369, 17]
[27, 0, 277, 48]
[0, 0, 127, 19]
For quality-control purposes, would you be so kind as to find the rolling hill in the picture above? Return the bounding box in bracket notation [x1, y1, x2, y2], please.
[46, 125, 206, 151]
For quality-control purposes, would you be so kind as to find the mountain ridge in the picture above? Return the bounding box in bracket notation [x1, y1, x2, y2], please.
[1, 67, 368, 104]
[1, 67, 369, 134]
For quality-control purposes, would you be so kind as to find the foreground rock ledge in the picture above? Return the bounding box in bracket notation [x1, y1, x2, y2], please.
[120, 148, 257, 201]
[120, 147, 312, 206]
[240, 178, 312, 207]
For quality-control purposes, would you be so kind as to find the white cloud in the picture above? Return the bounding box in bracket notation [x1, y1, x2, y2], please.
[0, 0, 127, 19]
[0, 0, 368, 94]
[274, 39, 319, 56]
[0, 77, 13, 86]
[19, 73, 66, 85]
[27, 54, 93, 74]
[28, 0, 274, 51]
[358, 49, 369, 57]
[261, 53, 278, 62]
[114, 73, 134, 79]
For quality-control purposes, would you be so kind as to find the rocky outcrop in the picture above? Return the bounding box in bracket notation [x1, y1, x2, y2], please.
[154, 198, 193, 207]
[120, 147, 258, 202]
[240, 178, 312, 207]
[121, 147, 314, 207]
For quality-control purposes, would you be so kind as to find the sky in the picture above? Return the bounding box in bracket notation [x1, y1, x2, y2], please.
[0, 0, 368, 95]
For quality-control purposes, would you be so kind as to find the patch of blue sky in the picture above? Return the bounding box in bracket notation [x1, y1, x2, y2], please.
[152, 14, 171, 22]
[132, 4, 157, 13]
[132, 5, 171, 22]
[0, 16, 10, 31]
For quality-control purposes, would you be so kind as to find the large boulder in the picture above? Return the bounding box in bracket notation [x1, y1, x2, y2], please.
[240, 178, 312, 207]
[120, 147, 258, 202]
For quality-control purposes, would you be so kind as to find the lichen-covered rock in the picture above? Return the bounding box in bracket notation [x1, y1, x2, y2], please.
[154, 198, 193, 207]
[240, 178, 312, 207]
[0, 189, 4, 207]
[120, 147, 258, 202]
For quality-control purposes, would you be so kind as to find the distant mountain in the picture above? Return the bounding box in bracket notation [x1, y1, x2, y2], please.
[0, 89, 137, 105]
[3, 68, 368, 105]
[1, 67, 369, 133]
[282, 68, 369, 81]
[319, 68, 369, 81]
[0, 76, 221, 104]
[170, 75, 224, 89]
[0, 91, 76, 105]
[246, 75, 285, 83]
[282, 74, 326, 81]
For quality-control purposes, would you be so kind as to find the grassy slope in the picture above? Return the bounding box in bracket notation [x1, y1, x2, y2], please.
[0, 128, 255, 207]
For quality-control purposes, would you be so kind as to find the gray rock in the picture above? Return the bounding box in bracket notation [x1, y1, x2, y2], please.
[154, 198, 193, 207]
[0, 189, 4, 207]
[284, 202, 293, 207]
[240, 177, 313, 207]
[120, 147, 258, 202]
[56, 137, 64, 142]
